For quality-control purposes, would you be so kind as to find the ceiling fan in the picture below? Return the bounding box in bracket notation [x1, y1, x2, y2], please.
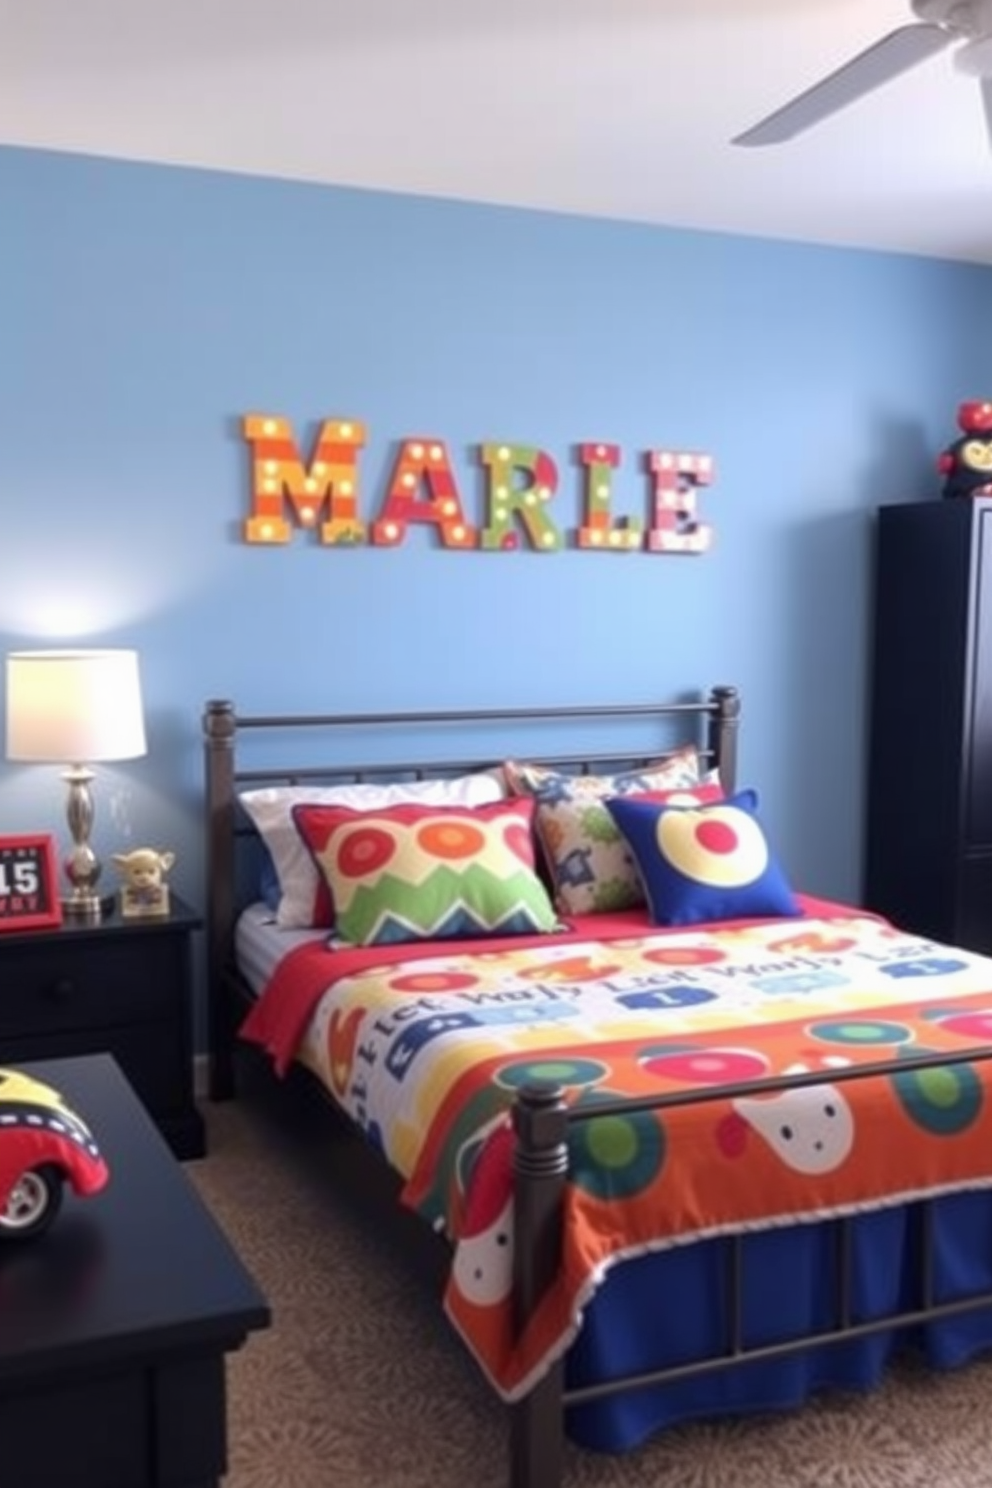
[732, 0, 992, 147]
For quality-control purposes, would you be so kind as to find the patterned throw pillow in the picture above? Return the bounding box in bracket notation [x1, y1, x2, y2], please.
[503, 749, 711, 915]
[605, 789, 801, 927]
[239, 771, 506, 929]
[291, 798, 561, 948]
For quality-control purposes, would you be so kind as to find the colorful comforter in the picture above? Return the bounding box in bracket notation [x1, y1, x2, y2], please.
[240, 902, 992, 1400]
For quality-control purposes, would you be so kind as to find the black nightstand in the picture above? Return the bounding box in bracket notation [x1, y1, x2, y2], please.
[0, 895, 205, 1159]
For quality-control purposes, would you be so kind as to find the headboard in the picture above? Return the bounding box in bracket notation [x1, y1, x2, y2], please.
[202, 686, 740, 1097]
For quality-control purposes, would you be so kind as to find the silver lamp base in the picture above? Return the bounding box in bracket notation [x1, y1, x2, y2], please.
[61, 889, 107, 921]
[62, 764, 106, 920]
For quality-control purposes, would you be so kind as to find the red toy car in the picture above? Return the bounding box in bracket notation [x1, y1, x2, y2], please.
[0, 1068, 110, 1239]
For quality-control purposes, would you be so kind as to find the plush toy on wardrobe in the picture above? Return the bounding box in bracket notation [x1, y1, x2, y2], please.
[939, 400, 992, 499]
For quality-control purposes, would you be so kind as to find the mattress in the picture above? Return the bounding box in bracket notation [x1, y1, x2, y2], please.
[234, 902, 325, 998]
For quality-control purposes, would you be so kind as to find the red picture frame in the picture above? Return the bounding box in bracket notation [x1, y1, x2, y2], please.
[0, 834, 62, 932]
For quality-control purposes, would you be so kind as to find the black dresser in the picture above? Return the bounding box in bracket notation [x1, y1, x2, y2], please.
[0, 1054, 269, 1488]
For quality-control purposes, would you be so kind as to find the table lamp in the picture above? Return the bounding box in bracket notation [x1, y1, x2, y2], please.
[5, 649, 147, 919]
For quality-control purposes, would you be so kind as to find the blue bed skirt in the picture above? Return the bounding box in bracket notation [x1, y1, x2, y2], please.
[566, 1190, 992, 1452]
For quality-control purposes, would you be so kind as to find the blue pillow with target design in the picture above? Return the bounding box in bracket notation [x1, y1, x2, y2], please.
[605, 789, 801, 926]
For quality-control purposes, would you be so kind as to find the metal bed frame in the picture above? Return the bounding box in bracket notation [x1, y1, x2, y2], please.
[202, 686, 992, 1488]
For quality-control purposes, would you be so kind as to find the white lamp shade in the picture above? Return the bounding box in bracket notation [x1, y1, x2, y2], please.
[5, 650, 147, 763]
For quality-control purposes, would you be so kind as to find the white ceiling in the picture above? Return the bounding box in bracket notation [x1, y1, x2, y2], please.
[3, 0, 991, 265]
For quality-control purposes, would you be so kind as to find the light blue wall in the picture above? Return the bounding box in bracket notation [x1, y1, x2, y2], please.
[2, 145, 990, 972]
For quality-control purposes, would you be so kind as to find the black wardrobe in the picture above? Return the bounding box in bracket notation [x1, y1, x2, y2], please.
[866, 497, 992, 954]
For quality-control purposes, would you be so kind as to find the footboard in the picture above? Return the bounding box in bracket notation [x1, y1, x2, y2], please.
[508, 1048, 992, 1488]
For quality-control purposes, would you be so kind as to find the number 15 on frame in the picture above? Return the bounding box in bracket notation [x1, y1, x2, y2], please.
[0, 835, 62, 931]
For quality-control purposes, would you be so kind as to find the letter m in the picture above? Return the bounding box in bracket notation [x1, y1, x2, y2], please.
[243, 414, 367, 545]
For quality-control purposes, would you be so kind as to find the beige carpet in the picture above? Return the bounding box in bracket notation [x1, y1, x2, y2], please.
[189, 1075, 992, 1488]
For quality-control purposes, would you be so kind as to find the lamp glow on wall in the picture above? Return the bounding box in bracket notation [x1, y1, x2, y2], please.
[5, 650, 147, 919]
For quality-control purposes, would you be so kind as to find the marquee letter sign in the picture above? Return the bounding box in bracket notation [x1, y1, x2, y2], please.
[647, 450, 714, 553]
[480, 445, 563, 552]
[244, 415, 367, 545]
[372, 440, 476, 548]
[578, 443, 643, 551]
[241, 415, 714, 554]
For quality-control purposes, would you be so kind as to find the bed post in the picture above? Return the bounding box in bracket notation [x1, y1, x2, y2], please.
[709, 684, 740, 795]
[510, 1083, 569, 1488]
[203, 699, 237, 1101]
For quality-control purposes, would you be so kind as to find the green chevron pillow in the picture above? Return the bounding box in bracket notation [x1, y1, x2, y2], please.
[292, 798, 561, 947]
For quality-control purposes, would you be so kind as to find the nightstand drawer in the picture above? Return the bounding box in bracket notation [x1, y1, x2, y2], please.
[0, 897, 204, 1158]
[0, 937, 176, 1035]
[0, 1023, 183, 1115]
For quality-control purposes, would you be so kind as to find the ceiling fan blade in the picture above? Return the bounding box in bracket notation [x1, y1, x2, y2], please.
[732, 23, 953, 146]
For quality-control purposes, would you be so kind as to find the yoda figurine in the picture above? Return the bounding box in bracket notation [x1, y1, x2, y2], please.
[112, 848, 176, 918]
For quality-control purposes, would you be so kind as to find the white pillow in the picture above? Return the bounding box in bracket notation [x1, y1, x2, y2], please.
[240, 771, 506, 929]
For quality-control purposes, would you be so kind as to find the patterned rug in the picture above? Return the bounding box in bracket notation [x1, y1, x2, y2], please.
[189, 1078, 992, 1488]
